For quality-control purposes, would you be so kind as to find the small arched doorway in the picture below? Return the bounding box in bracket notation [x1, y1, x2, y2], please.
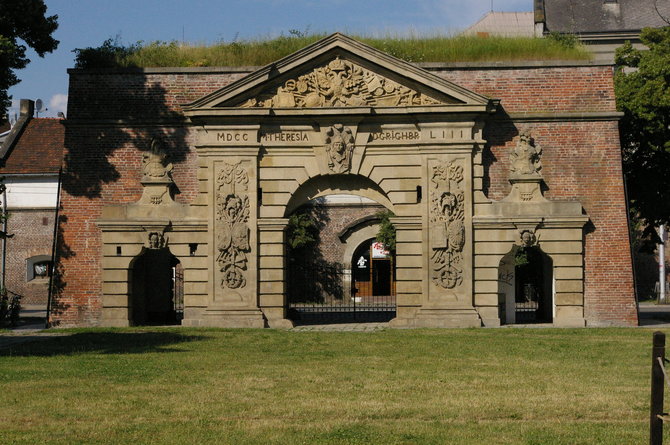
[498, 245, 553, 324]
[129, 242, 183, 326]
[351, 238, 395, 301]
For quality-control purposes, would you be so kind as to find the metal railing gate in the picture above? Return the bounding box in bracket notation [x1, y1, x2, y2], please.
[286, 264, 396, 325]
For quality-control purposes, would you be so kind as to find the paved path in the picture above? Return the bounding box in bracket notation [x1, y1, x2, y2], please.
[1, 303, 669, 350]
[0, 323, 70, 350]
[290, 322, 388, 332]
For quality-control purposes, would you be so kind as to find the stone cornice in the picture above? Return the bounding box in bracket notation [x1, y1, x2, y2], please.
[496, 111, 623, 122]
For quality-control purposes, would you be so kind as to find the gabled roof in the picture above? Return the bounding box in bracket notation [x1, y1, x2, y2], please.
[464, 12, 535, 37]
[542, 0, 670, 33]
[184, 33, 493, 117]
[0, 118, 64, 175]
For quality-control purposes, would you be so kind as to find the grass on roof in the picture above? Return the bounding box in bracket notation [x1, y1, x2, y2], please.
[73, 33, 592, 69]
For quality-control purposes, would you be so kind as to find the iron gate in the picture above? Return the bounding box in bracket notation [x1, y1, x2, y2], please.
[173, 264, 184, 322]
[286, 263, 396, 324]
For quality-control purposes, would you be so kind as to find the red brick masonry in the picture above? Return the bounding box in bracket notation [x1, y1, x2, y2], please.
[55, 63, 637, 327]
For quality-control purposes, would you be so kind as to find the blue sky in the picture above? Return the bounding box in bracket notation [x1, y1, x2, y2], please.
[8, 0, 532, 119]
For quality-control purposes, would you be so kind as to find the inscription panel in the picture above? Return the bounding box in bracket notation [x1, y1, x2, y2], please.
[198, 129, 257, 146]
[260, 131, 311, 144]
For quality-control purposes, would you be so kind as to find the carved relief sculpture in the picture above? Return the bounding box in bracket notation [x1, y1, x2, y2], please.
[509, 131, 542, 177]
[216, 162, 250, 289]
[147, 232, 166, 249]
[430, 162, 466, 289]
[143, 138, 174, 180]
[519, 229, 537, 247]
[239, 57, 446, 108]
[325, 124, 355, 173]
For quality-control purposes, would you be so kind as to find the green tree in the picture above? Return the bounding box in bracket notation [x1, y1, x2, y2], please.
[615, 27, 670, 235]
[375, 210, 396, 253]
[0, 0, 58, 123]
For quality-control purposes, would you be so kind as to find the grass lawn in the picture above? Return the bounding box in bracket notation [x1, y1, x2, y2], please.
[0, 327, 663, 444]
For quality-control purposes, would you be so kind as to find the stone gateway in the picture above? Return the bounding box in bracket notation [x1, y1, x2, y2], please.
[52, 34, 637, 328]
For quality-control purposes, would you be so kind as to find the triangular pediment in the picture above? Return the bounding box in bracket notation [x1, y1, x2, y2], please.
[184, 33, 493, 113]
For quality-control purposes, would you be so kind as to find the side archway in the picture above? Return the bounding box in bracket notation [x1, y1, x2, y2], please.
[497, 245, 554, 324]
[129, 244, 182, 326]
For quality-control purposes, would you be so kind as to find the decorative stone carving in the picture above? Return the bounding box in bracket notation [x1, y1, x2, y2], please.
[137, 138, 177, 206]
[519, 229, 537, 247]
[142, 223, 170, 249]
[143, 138, 173, 180]
[510, 131, 542, 177]
[147, 231, 166, 249]
[239, 57, 445, 108]
[430, 162, 465, 289]
[503, 131, 547, 203]
[325, 124, 355, 173]
[216, 162, 250, 289]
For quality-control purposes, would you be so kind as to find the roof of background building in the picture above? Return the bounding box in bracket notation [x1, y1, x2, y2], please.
[543, 0, 670, 33]
[463, 12, 535, 37]
[0, 118, 64, 175]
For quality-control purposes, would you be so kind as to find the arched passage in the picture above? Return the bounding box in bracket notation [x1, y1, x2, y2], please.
[284, 182, 396, 324]
[284, 174, 395, 217]
[129, 244, 182, 326]
[498, 245, 554, 324]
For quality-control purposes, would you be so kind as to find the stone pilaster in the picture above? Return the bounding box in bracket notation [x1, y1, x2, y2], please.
[389, 216, 422, 327]
[258, 218, 293, 328]
[202, 147, 265, 327]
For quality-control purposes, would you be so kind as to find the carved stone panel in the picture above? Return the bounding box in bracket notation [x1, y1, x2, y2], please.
[215, 161, 251, 292]
[430, 161, 466, 290]
[238, 57, 448, 108]
[325, 124, 355, 173]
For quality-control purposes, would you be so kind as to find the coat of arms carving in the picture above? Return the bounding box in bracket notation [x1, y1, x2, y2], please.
[430, 161, 465, 289]
[239, 57, 445, 108]
[216, 162, 250, 289]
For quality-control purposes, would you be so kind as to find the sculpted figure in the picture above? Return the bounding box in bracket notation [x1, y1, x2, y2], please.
[325, 124, 355, 173]
[148, 232, 163, 249]
[510, 131, 542, 176]
[143, 138, 173, 179]
[520, 229, 537, 247]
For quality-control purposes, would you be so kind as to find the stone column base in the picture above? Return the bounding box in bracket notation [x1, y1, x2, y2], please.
[267, 318, 295, 329]
[553, 317, 586, 327]
[392, 307, 481, 328]
[197, 308, 266, 328]
[476, 306, 501, 327]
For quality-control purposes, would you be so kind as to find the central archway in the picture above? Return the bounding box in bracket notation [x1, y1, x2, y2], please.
[284, 175, 396, 324]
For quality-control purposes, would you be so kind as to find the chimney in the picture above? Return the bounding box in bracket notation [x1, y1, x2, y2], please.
[19, 99, 34, 118]
[534, 0, 546, 37]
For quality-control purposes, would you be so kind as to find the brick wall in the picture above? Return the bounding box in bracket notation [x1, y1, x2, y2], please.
[304, 204, 384, 265]
[55, 63, 637, 326]
[5, 209, 55, 305]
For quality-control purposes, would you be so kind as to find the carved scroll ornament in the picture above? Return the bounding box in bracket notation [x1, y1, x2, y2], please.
[430, 162, 465, 289]
[239, 57, 445, 108]
[216, 162, 250, 289]
[325, 124, 355, 173]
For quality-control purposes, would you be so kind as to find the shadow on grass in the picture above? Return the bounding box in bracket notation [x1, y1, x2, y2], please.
[0, 331, 209, 357]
